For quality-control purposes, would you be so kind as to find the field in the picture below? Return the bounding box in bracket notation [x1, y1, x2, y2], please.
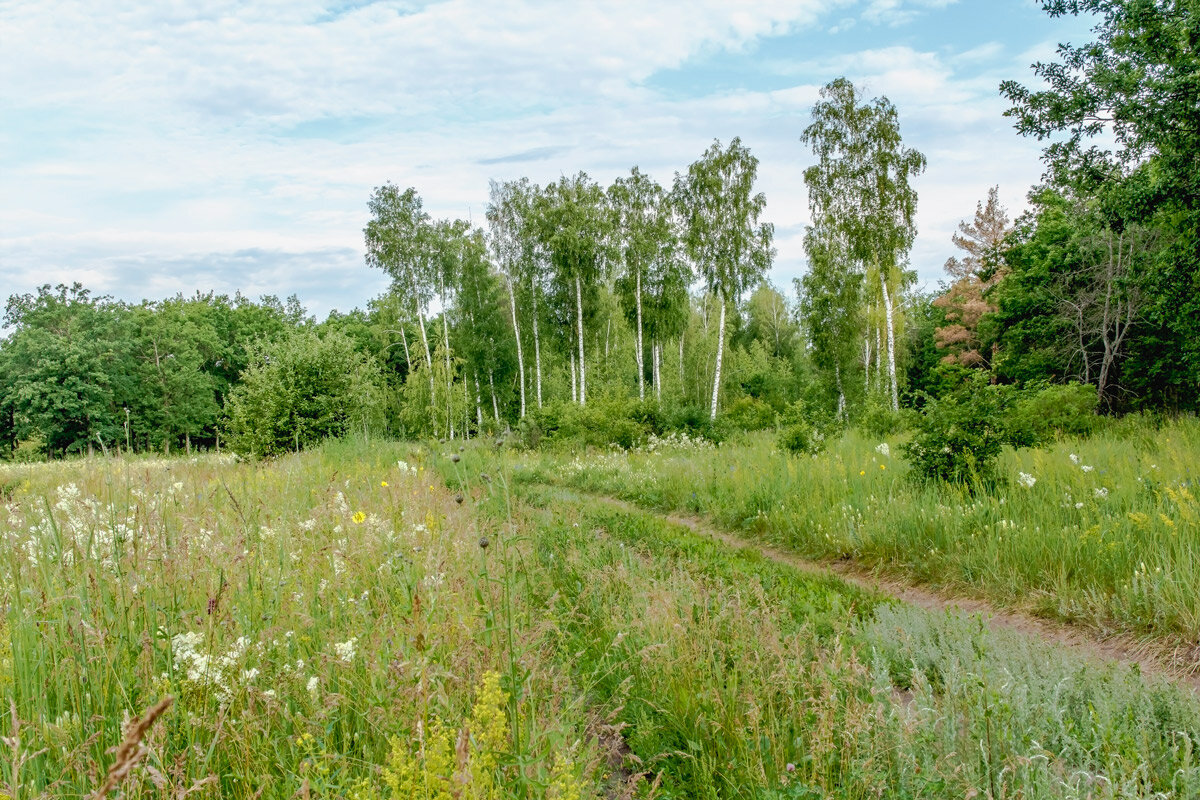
[2, 427, 1200, 798]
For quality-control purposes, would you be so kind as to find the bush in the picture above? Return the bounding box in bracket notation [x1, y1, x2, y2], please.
[1002, 381, 1098, 446]
[720, 396, 776, 432]
[856, 393, 906, 437]
[902, 373, 1009, 484]
[223, 330, 383, 458]
[776, 399, 841, 456]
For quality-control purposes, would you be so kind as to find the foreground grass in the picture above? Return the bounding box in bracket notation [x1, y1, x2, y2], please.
[3, 437, 1200, 798]
[488, 417, 1200, 646]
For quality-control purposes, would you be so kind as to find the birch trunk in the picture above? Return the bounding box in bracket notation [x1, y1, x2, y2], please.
[416, 301, 435, 404]
[709, 298, 726, 421]
[531, 273, 543, 408]
[635, 270, 644, 400]
[863, 337, 870, 394]
[399, 325, 411, 373]
[835, 363, 846, 420]
[654, 340, 662, 402]
[570, 353, 577, 403]
[488, 370, 500, 424]
[506, 278, 526, 418]
[575, 273, 586, 406]
[880, 271, 899, 412]
[441, 284, 453, 439]
[474, 374, 483, 428]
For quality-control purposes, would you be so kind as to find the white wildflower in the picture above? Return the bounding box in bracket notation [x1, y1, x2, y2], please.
[1069, 453, 1080, 465]
[1081, 465, 1094, 473]
[875, 443, 890, 457]
[1094, 487, 1109, 499]
[307, 676, 320, 694]
[333, 637, 358, 663]
[1017, 472, 1036, 489]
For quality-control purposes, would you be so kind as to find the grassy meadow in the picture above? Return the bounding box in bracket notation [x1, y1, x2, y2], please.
[486, 417, 1200, 649]
[2, 427, 1200, 798]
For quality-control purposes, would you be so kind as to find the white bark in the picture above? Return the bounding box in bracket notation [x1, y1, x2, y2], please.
[474, 374, 483, 428]
[399, 325, 411, 372]
[570, 352, 577, 403]
[488, 369, 500, 423]
[416, 301, 435, 403]
[835, 363, 846, 420]
[575, 273, 586, 406]
[635, 270, 644, 400]
[506, 278, 525, 418]
[653, 340, 662, 402]
[880, 271, 899, 412]
[441, 282, 453, 439]
[709, 298, 726, 421]
[863, 337, 870, 394]
[678, 335, 684, 385]
[531, 273, 543, 408]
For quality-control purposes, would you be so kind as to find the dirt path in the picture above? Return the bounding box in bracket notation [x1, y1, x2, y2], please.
[554, 487, 1200, 694]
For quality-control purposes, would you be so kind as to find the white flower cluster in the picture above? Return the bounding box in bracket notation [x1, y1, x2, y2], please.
[396, 460, 418, 475]
[171, 632, 254, 703]
[1017, 472, 1037, 489]
[875, 443, 890, 458]
[333, 637, 358, 663]
[636, 431, 714, 453]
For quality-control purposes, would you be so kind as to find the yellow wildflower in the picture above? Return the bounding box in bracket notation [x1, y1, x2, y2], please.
[880, 464, 886, 470]
[352, 511, 366, 524]
[859, 470, 865, 476]
[380, 481, 389, 488]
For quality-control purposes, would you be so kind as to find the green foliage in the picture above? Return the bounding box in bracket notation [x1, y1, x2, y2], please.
[902, 374, 1009, 484]
[855, 392, 906, 438]
[720, 396, 776, 432]
[223, 330, 383, 458]
[1003, 380, 1098, 447]
[776, 398, 840, 456]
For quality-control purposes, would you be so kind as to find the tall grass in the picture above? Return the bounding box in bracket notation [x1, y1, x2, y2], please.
[500, 417, 1200, 644]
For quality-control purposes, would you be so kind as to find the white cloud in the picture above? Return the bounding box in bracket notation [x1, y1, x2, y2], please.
[0, 0, 1084, 314]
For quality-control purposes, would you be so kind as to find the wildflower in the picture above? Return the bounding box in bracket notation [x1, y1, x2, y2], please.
[1069, 454, 1080, 465]
[307, 676, 320, 694]
[1081, 465, 1094, 473]
[859, 470, 865, 476]
[380, 481, 388, 488]
[1094, 487, 1109, 499]
[352, 511, 365, 524]
[879, 464, 886, 470]
[1075, 502, 1084, 509]
[1017, 472, 1036, 489]
[333, 637, 357, 663]
[875, 443, 890, 457]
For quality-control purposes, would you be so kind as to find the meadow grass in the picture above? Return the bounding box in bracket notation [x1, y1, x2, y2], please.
[3, 433, 1200, 798]
[488, 417, 1200, 646]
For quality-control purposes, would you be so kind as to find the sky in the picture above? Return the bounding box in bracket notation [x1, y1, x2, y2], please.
[0, 0, 1098, 319]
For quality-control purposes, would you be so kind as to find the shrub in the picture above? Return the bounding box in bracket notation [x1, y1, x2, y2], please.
[720, 396, 777, 432]
[223, 330, 383, 458]
[776, 399, 840, 456]
[1002, 381, 1098, 446]
[856, 392, 906, 437]
[902, 373, 1009, 484]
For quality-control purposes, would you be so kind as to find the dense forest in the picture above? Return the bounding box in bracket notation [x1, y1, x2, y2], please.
[1, 0, 1195, 460]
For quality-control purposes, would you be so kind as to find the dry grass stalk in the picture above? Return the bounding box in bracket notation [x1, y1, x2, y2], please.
[91, 696, 174, 800]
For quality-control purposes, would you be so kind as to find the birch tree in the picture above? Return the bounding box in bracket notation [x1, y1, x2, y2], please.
[802, 78, 925, 411]
[534, 173, 612, 407]
[674, 138, 774, 420]
[608, 167, 677, 400]
[364, 185, 436, 401]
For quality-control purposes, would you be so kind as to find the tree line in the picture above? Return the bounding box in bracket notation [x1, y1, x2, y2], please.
[1, 0, 1195, 458]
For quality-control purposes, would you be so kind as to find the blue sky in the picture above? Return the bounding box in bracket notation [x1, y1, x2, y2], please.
[0, 0, 1096, 319]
